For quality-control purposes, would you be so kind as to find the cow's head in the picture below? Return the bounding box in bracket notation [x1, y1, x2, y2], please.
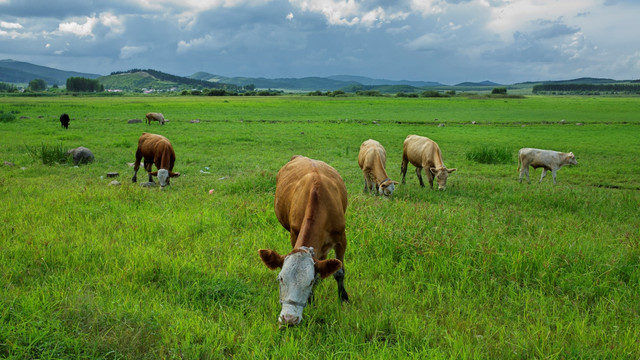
[259, 246, 342, 326]
[157, 169, 180, 187]
[429, 167, 457, 190]
[566, 152, 577, 166]
[379, 179, 400, 197]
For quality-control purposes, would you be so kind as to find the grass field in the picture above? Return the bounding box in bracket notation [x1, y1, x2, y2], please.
[1, 95, 639, 358]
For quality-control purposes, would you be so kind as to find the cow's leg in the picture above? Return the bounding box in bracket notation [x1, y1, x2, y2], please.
[425, 167, 434, 188]
[551, 169, 558, 184]
[539, 168, 547, 183]
[522, 166, 530, 183]
[144, 162, 154, 183]
[518, 168, 524, 183]
[400, 156, 408, 184]
[415, 167, 425, 187]
[132, 151, 142, 182]
[333, 237, 349, 302]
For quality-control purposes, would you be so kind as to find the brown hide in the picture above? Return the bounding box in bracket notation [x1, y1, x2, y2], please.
[274, 156, 348, 262]
[133, 133, 179, 177]
[358, 139, 397, 194]
[401, 134, 456, 189]
[403, 134, 445, 169]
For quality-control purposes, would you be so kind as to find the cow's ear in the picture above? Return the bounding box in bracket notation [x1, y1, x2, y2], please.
[259, 249, 285, 270]
[448, 168, 457, 173]
[170, 172, 180, 178]
[429, 167, 437, 175]
[315, 259, 342, 279]
[392, 181, 399, 185]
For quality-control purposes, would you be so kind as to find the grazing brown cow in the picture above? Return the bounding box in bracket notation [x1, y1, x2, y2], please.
[518, 148, 577, 184]
[401, 134, 457, 190]
[145, 112, 166, 125]
[131, 133, 179, 187]
[358, 139, 399, 197]
[259, 155, 348, 326]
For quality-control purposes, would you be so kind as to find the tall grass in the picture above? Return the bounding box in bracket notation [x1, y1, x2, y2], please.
[24, 143, 69, 165]
[465, 146, 512, 164]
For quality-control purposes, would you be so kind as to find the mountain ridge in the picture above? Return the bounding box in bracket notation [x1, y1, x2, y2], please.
[1, 59, 637, 92]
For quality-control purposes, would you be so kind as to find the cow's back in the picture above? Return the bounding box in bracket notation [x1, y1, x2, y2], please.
[275, 156, 347, 249]
[403, 135, 441, 168]
[137, 133, 175, 170]
[358, 139, 386, 169]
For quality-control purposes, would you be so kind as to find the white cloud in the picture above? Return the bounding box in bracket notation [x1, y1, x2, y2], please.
[290, 0, 408, 27]
[410, 0, 445, 16]
[486, 0, 600, 41]
[58, 17, 98, 38]
[1, 21, 23, 29]
[119, 45, 147, 59]
[177, 34, 225, 53]
[99, 13, 125, 34]
[286, 12, 294, 20]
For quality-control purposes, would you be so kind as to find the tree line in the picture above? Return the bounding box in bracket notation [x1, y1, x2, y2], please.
[533, 83, 640, 94]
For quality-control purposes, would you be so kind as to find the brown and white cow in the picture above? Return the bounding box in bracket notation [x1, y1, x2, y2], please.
[358, 139, 399, 197]
[518, 148, 577, 184]
[259, 155, 348, 326]
[145, 112, 166, 125]
[401, 134, 457, 190]
[131, 133, 180, 187]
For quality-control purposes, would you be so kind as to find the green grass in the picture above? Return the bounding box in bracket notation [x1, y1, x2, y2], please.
[1, 95, 639, 358]
[466, 146, 512, 164]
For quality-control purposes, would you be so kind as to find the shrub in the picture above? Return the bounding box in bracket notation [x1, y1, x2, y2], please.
[0, 110, 17, 123]
[421, 90, 446, 98]
[25, 143, 70, 165]
[466, 146, 512, 164]
[491, 87, 507, 95]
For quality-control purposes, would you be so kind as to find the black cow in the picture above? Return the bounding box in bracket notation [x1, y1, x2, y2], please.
[60, 114, 70, 129]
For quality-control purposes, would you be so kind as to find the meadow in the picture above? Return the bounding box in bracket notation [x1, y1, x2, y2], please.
[0, 95, 639, 359]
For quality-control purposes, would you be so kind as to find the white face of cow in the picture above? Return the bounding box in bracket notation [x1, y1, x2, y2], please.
[378, 180, 399, 197]
[276, 248, 316, 325]
[567, 152, 577, 166]
[430, 167, 457, 190]
[157, 169, 170, 187]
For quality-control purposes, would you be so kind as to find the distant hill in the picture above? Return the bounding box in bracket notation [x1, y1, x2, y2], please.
[190, 72, 360, 91]
[99, 69, 237, 91]
[455, 80, 502, 87]
[0, 59, 100, 85]
[328, 75, 443, 87]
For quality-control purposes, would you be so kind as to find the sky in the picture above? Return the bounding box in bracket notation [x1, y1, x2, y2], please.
[0, 0, 639, 85]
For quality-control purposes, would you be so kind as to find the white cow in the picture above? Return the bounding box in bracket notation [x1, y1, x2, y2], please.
[518, 148, 577, 184]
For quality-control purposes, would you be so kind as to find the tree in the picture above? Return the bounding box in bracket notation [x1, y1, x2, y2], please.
[66, 77, 104, 92]
[28, 79, 47, 92]
[491, 87, 507, 95]
[0, 82, 18, 93]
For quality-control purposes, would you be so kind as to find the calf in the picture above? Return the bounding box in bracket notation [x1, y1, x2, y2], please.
[145, 112, 166, 125]
[60, 113, 70, 129]
[518, 148, 577, 184]
[358, 139, 398, 197]
[401, 134, 457, 190]
[259, 155, 348, 326]
[131, 133, 179, 187]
